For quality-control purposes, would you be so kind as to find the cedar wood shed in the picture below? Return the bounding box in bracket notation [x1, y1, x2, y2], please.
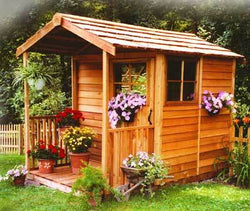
[17, 13, 243, 188]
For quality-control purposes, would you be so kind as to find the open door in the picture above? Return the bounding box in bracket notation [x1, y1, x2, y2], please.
[107, 58, 155, 186]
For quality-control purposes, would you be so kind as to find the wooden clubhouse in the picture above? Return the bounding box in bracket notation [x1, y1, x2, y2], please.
[16, 13, 243, 192]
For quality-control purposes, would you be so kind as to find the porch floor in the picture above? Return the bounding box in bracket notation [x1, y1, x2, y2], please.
[28, 161, 101, 193]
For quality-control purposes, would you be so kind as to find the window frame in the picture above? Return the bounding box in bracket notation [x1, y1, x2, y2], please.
[111, 59, 149, 97]
[166, 56, 199, 105]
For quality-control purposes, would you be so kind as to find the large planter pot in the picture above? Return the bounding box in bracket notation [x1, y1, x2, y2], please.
[69, 152, 90, 174]
[38, 159, 54, 173]
[13, 175, 26, 186]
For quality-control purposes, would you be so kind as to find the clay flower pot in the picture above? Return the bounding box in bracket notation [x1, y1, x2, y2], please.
[69, 152, 90, 174]
[13, 175, 26, 186]
[38, 159, 54, 173]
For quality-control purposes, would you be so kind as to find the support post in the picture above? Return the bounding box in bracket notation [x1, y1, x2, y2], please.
[71, 56, 78, 110]
[229, 58, 236, 176]
[154, 53, 166, 156]
[23, 52, 30, 169]
[197, 56, 203, 175]
[102, 51, 109, 177]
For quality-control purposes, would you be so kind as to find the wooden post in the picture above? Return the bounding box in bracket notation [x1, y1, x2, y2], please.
[23, 52, 30, 169]
[102, 51, 109, 177]
[197, 56, 203, 175]
[154, 53, 166, 156]
[71, 57, 78, 110]
[229, 59, 236, 176]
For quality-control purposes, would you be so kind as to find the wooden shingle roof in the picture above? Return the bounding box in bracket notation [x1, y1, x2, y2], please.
[16, 13, 243, 58]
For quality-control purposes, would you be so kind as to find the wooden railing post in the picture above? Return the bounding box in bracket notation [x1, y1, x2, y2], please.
[23, 52, 30, 169]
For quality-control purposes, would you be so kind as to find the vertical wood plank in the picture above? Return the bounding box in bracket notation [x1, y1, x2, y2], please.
[102, 51, 109, 175]
[197, 57, 203, 175]
[154, 53, 166, 156]
[23, 52, 30, 169]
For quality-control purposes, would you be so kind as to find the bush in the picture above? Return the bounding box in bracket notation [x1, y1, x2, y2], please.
[215, 141, 249, 188]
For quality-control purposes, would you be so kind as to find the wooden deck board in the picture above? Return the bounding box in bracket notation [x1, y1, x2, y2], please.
[28, 161, 101, 193]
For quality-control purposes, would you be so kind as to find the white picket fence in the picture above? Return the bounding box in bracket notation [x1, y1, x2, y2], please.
[0, 124, 24, 154]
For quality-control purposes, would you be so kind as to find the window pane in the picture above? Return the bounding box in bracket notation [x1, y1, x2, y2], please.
[167, 82, 181, 101]
[184, 61, 196, 81]
[114, 63, 129, 83]
[183, 82, 195, 101]
[167, 60, 181, 80]
[114, 84, 130, 94]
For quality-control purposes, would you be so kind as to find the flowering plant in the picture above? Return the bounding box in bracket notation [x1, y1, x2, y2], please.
[62, 127, 96, 153]
[0, 165, 28, 182]
[55, 108, 85, 128]
[201, 91, 236, 116]
[108, 93, 146, 128]
[27, 140, 66, 160]
[123, 152, 168, 196]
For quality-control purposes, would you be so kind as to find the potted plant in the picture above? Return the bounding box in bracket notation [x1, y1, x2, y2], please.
[27, 140, 66, 173]
[0, 165, 28, 186]
[108, 92, 146, 128]
[72, 164, 121, 207]
[62, 127, 96, 174]
[122, 151, 168, 197]
[72, 165, 108, 206]
[55, 108, 85, 135]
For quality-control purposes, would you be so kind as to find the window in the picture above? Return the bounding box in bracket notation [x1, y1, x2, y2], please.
[113, 62, 147, 95]
[167, 58, 197, 101]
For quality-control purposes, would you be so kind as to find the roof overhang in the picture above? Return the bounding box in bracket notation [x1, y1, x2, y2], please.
[16, 13, 244, 59]
[16, 13, 116, 57]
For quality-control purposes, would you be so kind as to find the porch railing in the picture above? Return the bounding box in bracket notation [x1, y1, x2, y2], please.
[29, 115, 70, 169]
[107, 125, 154, 186]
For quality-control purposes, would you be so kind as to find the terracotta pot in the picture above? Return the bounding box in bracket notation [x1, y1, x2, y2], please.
[13, 175, 26, 186]
[38, 159, 54, 173]
[69, 152, 90, 174]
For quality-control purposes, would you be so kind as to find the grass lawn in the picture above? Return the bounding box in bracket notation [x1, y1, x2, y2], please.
[0, 154, 249, 211]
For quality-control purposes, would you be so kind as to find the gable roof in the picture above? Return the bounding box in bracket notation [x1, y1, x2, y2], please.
[16, 13, 243, 58]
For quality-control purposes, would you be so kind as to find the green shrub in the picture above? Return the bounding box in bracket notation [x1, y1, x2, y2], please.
[215, 141, 249, 188]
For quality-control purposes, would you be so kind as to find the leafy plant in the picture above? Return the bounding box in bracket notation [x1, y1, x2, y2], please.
[123, 152, 168, 196]
[13, 62, 53, 90]
[72, 164, 122, 207]
[215, 141, 249, 188]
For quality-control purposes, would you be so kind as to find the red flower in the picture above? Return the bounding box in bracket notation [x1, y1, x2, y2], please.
[40, 144, 46, 150]
[59, 152, 66, 159]
[52, 147, 58, 154]
[59, 148, 65, 153]
[27, 150, 31, 154]
[39, 140, 44, 144]
[81, 116, 85, 121]
[233, 119, 240, 125]
[243, 116, 250, 124]
[48, 144, 53, 150]
[64, 108, 72, 115]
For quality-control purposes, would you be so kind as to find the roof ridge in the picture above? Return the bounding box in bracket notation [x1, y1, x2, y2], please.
[58, 13, 197, 37]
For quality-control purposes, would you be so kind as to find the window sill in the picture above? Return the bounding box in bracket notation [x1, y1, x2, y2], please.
[165, 101, 199, 106]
